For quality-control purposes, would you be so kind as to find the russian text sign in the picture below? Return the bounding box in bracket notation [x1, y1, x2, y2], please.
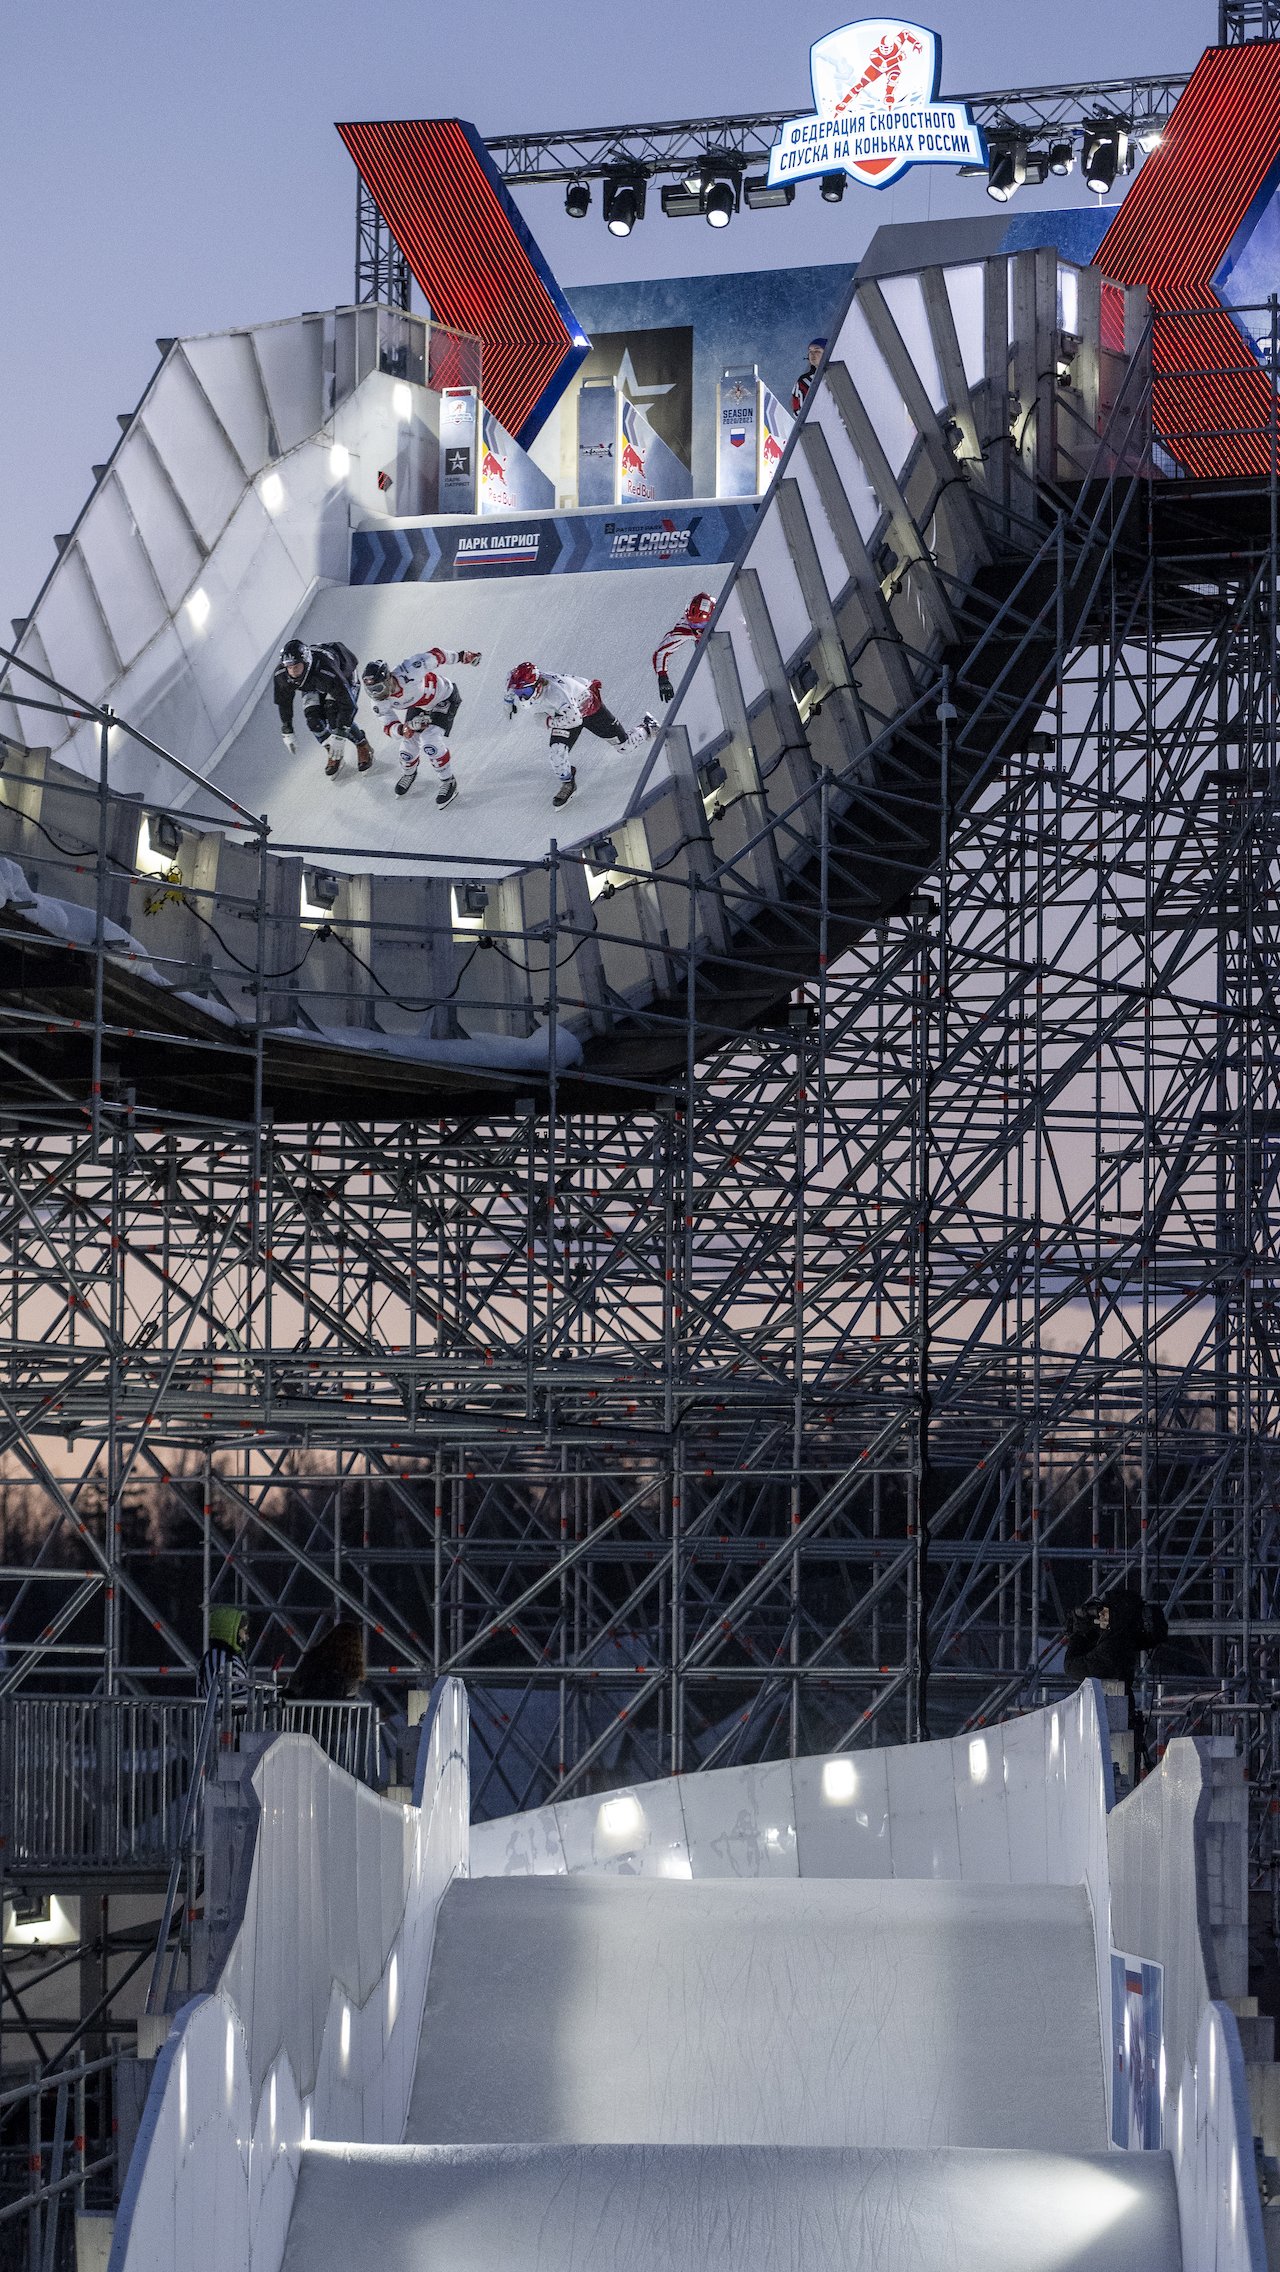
[767, 19, 985, 192]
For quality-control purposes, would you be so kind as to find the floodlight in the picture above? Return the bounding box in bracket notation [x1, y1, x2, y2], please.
[603, 174, 645, 236]
[704, 178, 735, 228]
[461, 882, 490, 918]
[151, 813, 181, 860]
[1047, 139, 1075, 176]
[743, 174, 794, 209]
[1083, 116, 1129, 195]
[565, 178, 591, 219]
[587, 837, 618, 871]
[986, 141, 1025, 203]
[661, 183, 703, 219]
[307, 869, 340, 912]
[820, 170, 846, 203]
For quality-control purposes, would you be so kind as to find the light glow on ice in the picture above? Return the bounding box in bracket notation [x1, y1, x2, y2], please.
[185, 586, 210, 631]
[598, 1795, 643, 1841]
[329, 442, 351, 478]
[260, 471, 285, 514]
[392, 383, 413, 422]
[968, 1737, 990, 1784]
[821, 1757, 857, 1804]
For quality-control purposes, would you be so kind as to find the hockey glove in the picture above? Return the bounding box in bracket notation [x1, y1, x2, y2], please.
[458, 650, 481, 666]
[657, 671, 674, 703]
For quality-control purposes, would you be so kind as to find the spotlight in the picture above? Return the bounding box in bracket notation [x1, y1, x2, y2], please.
[151, 813, 181, 860]
[820, 170, 846, 203]
[986, 142, 1025, 203]
[461, 882, 490, 918]
[603, 173, 645, 236]
[704, 177, 736, 229]
[661, 183, 703, 219]
[1024, 150, 1050, 185]
[1048, 138, 1075, 176]
[587, 836, 618, 871]
[743, 174, 794, 209]
[1082, 116, 1129, 196]
[1136, 122, 1164, 152]
[306, 869, 340, 912]
[565, 178, 591, 219]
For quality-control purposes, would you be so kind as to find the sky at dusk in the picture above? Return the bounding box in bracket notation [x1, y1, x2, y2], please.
[0, 0, 1217, 643]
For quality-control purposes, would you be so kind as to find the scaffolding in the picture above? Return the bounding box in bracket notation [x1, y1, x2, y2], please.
[0, 294, 1274, 1932]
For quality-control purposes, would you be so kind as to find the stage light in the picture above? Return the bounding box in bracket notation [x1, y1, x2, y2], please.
[660, 183, 703, 219]
[1024, 150, 1049, 185]
[1136, 122, 1164, 152]
[1048, 138, 1075, 176]
[461, 882, 490, 918]
[604, 173, 645, 236]
[986, 142, 1025, 202]
[704, 177, 735, 228]
[306, 870, 340, 913]
[820, 170, 846, 202]
[1083, 115, 1128, 195]
[743, 174, 794, 209]
[565, 178, 590, 219]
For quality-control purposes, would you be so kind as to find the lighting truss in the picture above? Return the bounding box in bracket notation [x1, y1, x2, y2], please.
[484, 73, 1191, 187]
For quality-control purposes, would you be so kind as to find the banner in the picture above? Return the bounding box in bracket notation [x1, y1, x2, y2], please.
[351, 502, 758, 585]
[577, 381, 619, 508]
[478, 407, 555, 516]
[759, 386, 794, 488]
[718, 369, 760, 499]
[575, 326, 694, 470]
[438, 388, 478, 514]
[766, 20, 985, 193]
[618, 397, 693, 505]
[1109, 1952, 1164, 2150]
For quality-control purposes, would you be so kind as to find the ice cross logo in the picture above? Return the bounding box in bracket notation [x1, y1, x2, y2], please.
[767, 19, 985, 192]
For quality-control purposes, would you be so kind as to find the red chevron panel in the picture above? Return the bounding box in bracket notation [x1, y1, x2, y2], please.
[338, 119, 585, 448]
[1096, 44, 1280, 479]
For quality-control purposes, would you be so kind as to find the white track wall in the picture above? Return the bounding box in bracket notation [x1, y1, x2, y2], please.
[470, 1689, 1264, 2272]
[108, 1678, 468, 2272]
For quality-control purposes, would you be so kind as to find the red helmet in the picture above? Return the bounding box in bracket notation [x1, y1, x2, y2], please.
[506, 661, 540, 699]
[687, 593, 715, 626]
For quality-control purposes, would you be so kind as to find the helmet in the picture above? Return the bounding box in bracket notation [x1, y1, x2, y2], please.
[686, 593, 715, 626]
[506, 662, 540, 700]
[209, 1605, 246, 1651]
[280, 639, 310, 674]
[809, 337, 828, 351]
[362, 658, 393, 698]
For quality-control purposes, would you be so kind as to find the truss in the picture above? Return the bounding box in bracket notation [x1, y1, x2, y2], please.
[484, 73, 1190, 187]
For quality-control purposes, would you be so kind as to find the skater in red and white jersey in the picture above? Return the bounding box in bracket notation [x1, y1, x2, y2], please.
[652, 591, 715, 704]
[361, 647, 481, 804]
[504, 664, 658, 809]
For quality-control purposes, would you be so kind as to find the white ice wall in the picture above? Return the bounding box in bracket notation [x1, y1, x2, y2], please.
[109, 1678, 468, 2272]
[2, 316, 432, 799]
[1109, 1741, 1266, 2271]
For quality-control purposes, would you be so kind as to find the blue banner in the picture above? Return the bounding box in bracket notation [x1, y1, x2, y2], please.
[718, 369, 760, 499]
[350, 504, 757, 585]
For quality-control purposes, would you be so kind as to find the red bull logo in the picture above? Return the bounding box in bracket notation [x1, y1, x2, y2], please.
[621, 440, 645, 476]
[481, 447, 506, 485]
[762, 431, 783, 466]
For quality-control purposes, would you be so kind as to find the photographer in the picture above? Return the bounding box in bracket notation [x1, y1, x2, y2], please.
[1065, 1584, 1168, 1776]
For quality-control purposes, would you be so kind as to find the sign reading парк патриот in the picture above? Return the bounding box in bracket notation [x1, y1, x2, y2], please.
[767, 18, 985, 192]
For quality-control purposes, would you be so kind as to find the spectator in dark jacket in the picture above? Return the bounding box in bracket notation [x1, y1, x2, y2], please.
[286, 1618, 366, 1702]
[1065, 1584, 1168, 1769]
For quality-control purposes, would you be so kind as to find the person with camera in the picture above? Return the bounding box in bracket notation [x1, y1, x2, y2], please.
[1065, 1584, 1168, 1775]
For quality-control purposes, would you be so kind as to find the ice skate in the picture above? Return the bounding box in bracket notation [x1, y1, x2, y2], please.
[553, 767, 577, 808]
[324, 743, 344, 779]
[356, 742, 373, 773]
[395, 765, 419, 798]
[435, 776, 458, 809]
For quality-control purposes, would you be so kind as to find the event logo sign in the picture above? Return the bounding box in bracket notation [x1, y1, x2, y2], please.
[767, 19, 985, 192]
[717, 370, 760, 500]
[438, 389, 479, 513]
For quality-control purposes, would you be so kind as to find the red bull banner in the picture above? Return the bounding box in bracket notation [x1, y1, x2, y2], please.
[578, 380, 620, 509]
[478, 407, 555, 516]
[438, 387, 478, 514]
[618, 397, 692, 505]
[759, 386, 794, 489]
[717, 368, 760, 500]
[766, 20, 984, 193]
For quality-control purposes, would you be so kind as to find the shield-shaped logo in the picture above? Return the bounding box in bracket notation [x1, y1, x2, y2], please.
[810, 18, 941, 187]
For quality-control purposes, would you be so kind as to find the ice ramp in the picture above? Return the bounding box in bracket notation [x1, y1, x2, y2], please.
[283, 2142, 1180, 2272]
[280, 1874, 1180, 2272]
[405, 1876, 1105, 2151]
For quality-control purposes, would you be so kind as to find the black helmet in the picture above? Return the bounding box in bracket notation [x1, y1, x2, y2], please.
[362, 658, 392, 697]
[280, 638, 310, 672]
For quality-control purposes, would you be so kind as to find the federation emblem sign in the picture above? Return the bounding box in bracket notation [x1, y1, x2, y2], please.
[767, 19, 985, 192]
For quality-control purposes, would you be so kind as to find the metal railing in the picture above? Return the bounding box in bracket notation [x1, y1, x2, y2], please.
[0, 1694, 385, 1875]
[0, 2053, 118, 2272]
